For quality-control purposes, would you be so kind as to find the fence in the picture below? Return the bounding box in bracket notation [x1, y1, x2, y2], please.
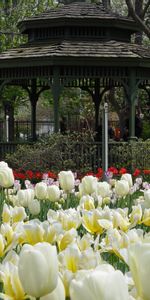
[0, 141, 149, 171]
[0, 120, 54, 141]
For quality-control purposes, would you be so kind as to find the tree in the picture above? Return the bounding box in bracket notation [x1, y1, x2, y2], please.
[125, 0, 150, 39]
[0, 1, 55, 141]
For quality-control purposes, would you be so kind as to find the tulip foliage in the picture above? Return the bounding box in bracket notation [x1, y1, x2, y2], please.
[0, 161, 150, 300]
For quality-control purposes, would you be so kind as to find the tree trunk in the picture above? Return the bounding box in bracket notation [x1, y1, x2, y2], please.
[135, 0, 143, 44]
[125, 0, 150, 39]
[102, 0, 111, 9]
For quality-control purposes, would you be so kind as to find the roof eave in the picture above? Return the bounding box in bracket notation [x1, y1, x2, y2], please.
[0, 56, 150, 69]
[18, 18, 140, 34]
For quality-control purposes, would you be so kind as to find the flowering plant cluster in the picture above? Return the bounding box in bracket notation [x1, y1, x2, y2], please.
[0, 161, 150, 300]
[13, 166, 150, 184]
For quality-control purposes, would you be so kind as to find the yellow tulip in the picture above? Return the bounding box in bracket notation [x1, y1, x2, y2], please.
[128, 242, 150, 300]
[141, 208, 150, 226]
[58, 229, 77, 251]
[82, 210, 104, 234]
[59, 244, 81, 273]
[15, 220, 44, 245]
[2, 204, 11, 223]
[1, 224, 14, 247]
[12, 207, 27, 224]
[59, 208, 81, 230]
[80, 195, 95, 210]
[0, 234, 5, 257]
[0, 261, 25, 300]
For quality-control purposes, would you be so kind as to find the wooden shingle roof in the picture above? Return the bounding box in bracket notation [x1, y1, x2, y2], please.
[0, 40, 150, 68]
[18, 2, 140, 33]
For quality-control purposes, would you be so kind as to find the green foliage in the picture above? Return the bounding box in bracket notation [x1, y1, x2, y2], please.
[141, 120, 150, 140]
[5, 131, 97, 173]
[109, 141, 150, 170]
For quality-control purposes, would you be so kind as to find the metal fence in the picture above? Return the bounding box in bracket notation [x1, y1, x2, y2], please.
[0, 141, 149, 171]
[0, 120, 54, 141]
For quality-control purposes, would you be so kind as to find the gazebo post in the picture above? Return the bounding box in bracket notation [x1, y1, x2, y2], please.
[128, 69, 138, 141]
[29, 79, 38, 142]
[51, 67, 62, 133]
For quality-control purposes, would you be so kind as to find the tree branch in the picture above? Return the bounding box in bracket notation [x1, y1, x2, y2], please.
[125, 0, 150, 39]
[142, 0, 150, 18]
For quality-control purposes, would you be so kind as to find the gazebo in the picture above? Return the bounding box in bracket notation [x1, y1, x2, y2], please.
[0, 0, 150, 141]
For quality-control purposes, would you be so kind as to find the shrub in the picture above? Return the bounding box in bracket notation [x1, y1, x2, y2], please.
[5, 131, 97, 173]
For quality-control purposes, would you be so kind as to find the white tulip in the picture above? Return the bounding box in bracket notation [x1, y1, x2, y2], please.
[35, 182, 47, 200]
[128, 242, 150, 300]
[144, 189, 150, 208]
[28, 199, 40, 215]
[115, 180, 129, 197]
[97, 182, 111, 198]
[0, 164, 14, 188]
[58, 171, 75, 192]
[79, 176, 97, 195]
[17, 188, 34, 207]
[18, 242, 58, 298]
[41, 277, 65, 300]
[121, 173, 133, 188]
[0, 161, 8, 168]
[47, 185, 61, 202]
[70, 264, 129, 300]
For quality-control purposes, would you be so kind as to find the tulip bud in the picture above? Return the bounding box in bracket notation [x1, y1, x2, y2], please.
[121, 173, 133, 188]
[79, 176, 97, 195]
[35, 182, 47, 200]
[47, 185, 61, 202]
[115, 180, 129, 197]
[18, 242, 58, 298]
[28, 199, 40, 215]
[17, 188, 34, 207]
[58, 171, 75, 192]
[0, 163, 14, 188]
[97, 182, 111, 198]
[144, 189, 150, 208]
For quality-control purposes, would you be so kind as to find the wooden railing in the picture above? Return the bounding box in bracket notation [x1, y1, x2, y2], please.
[0, 141, 149, 171]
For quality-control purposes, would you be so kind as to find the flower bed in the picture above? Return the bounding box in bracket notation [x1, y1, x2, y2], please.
[0, 161, 150, 300]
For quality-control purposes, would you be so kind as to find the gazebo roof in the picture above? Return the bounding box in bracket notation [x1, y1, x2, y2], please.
[18, 2, 140, 33]
[0, 40, 150, 68]
[0, 1, 150, 85]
